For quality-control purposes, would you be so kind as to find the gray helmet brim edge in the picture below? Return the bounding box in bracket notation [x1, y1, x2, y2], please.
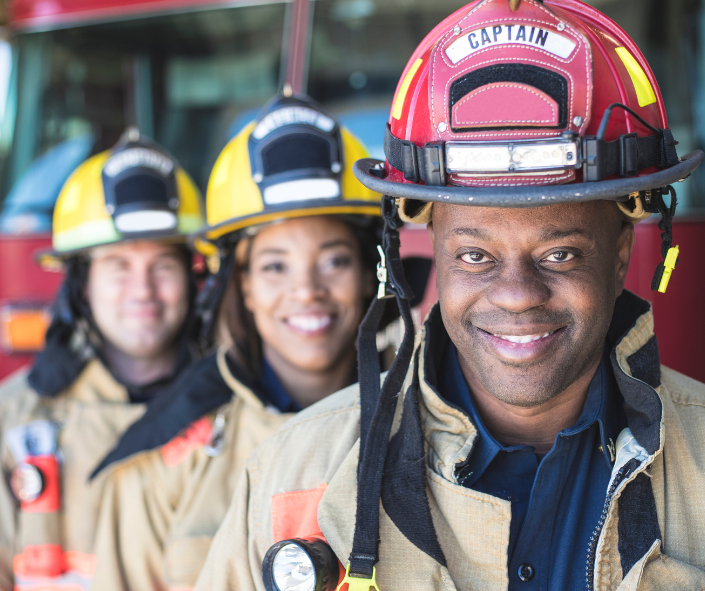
[353, 150, 703, 207]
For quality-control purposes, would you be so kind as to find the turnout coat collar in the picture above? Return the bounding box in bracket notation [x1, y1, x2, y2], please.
[316, 291, 705, 590]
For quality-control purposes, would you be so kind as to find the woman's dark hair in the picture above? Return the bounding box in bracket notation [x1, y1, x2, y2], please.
[216, 217, 381, 380]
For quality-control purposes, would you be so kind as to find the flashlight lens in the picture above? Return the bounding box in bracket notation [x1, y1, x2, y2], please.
[272, 543, 316, 591]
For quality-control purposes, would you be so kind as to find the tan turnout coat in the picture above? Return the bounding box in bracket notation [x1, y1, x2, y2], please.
[89, 347, 294, 591]
[195, 294, 705, 591]
[0, 360, 146, 591]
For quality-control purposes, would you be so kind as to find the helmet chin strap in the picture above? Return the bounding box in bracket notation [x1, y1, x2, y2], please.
[650, 185, 679, 292]
[195, 246, 236, 350]
[349, 197, 424, 579]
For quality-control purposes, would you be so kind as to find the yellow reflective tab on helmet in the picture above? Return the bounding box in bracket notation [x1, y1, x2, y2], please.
[392, 59, 423, 120]
[615, 47, 657, 107]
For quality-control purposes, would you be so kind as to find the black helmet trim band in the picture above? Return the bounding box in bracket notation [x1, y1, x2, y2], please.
[102, 146, 180, 235]
[383, 103, 683, 188]
[354, 150, 703, 205]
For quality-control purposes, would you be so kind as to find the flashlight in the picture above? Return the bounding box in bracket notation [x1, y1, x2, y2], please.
[262, 538, 340, 591]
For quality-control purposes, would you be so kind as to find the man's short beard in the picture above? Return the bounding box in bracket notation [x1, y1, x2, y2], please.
[454, 310, 608, 408]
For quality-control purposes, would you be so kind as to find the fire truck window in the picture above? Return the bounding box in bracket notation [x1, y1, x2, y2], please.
[0, 3, 286, 233]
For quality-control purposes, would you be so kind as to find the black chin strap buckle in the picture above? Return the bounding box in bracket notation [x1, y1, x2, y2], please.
[377, 197, 415, 302]
[376, 245, 395, 300]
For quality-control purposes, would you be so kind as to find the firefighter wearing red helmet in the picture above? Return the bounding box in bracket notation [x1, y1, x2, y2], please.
[195, 1, 705, 590]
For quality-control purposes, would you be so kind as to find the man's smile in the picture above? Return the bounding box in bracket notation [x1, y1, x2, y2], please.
[476, 326, 567, 364]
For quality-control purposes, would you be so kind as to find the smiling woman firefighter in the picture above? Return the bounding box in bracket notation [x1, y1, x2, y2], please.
[87, 94, 382, 591]
[0, 129, 205, 591]
[193, 1, 705, 590]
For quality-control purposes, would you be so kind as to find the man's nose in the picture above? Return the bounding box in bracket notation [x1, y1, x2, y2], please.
[485, 258, 550, 314]
[127, 266, 156, 299]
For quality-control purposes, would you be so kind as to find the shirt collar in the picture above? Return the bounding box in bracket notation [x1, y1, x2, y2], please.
[437, 339, 623, 485]
[258, 357, 302, 413]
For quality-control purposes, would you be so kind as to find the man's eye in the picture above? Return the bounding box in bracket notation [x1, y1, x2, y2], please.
[544, 251, 575, 263]
[460, 252, 492, 265]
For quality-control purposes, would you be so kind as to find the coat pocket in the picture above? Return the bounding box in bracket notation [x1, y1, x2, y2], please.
[619, 540, 705, 590]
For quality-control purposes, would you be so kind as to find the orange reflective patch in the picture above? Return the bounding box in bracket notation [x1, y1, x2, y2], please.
[14, 544, 66, 578]
[14, 584, 85, 591]
[64, 552, 96, 577]
[0, 306, 50, 353]
[161, 417, 212, 467]
[271, 483, 328, 542]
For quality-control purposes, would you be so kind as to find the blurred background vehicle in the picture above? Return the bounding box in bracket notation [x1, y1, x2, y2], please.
[0, 0, 702, 380]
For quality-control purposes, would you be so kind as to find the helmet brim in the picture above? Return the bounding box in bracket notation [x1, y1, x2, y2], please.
[353, 151, 704, 206]
[196, 202, 382, 247]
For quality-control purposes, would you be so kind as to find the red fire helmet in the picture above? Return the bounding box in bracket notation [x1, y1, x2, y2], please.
[354, 0, 702, 227]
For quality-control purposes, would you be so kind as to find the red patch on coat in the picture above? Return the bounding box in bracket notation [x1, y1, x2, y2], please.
[14, 544, 66, 577]
[22, 455, 61, 513]
[161, 417, 212, 467]
[271, 483, 328, 542]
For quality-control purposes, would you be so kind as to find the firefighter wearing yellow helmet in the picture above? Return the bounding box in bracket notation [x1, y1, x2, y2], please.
[0, 129, 205, 591]
[88, 94, 383, 591]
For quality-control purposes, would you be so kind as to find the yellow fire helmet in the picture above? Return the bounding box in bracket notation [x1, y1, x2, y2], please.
[39, 128, 205, 270]
[196, 94, 381, 254]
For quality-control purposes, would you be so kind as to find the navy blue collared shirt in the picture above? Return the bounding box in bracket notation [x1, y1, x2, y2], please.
[437, 341, 626, 590]
[257, 357, 303, 413]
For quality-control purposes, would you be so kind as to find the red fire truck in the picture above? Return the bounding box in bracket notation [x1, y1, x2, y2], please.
[0, 0, 703, 381]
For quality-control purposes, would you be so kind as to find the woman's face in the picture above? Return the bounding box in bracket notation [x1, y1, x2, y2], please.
[241, 216, 373, 375]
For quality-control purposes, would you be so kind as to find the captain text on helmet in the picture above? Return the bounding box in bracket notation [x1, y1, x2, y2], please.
[0, 129, 205, 591]
[86, 94, 384, 591]
[193, 1, 705, 590]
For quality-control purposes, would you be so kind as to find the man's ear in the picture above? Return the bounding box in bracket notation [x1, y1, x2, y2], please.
[615, 221, 635, 298]
[427, 221, 435, 248]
